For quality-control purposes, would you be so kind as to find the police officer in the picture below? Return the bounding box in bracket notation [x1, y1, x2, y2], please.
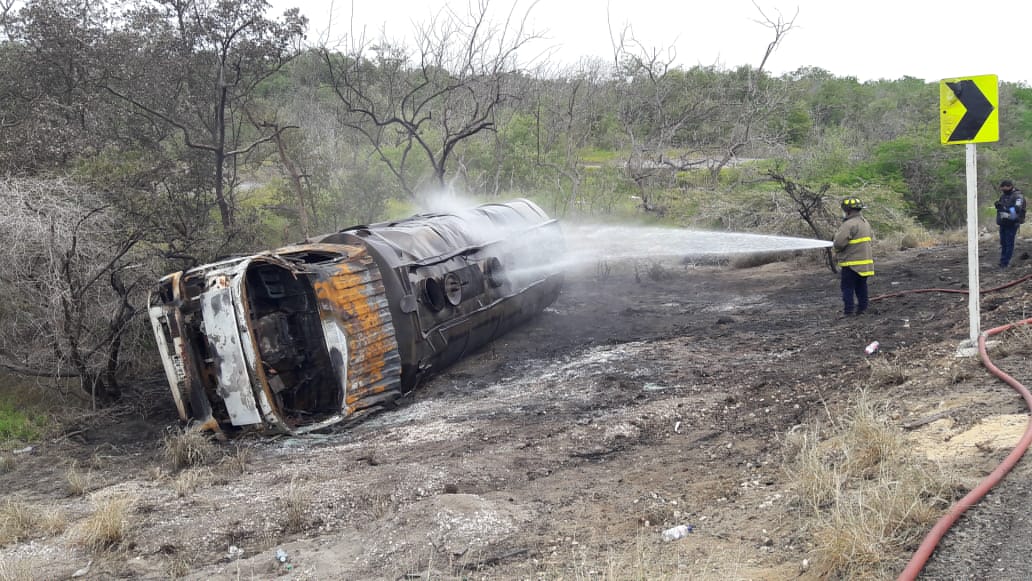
[994, 179, 1025, 269]
[833, 197, 874, 317]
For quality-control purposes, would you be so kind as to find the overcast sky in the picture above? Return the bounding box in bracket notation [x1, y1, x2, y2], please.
[267, 0, 1030, 85]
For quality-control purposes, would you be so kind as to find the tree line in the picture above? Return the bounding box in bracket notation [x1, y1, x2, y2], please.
[2, 0, 1030, 402]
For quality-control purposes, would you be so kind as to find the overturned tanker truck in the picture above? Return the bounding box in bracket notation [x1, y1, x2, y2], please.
[148, 199, 564, 437]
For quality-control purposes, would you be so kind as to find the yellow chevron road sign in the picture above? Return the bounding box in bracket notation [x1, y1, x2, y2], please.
[940, 74, 998, 144]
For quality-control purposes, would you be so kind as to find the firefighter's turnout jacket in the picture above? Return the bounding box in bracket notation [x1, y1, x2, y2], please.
[833, 213, 874, 276]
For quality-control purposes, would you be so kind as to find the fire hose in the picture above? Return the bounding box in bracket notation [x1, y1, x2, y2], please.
[871, 274, 1032, 580]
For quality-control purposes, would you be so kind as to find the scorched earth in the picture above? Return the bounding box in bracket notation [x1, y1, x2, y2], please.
[3, 237, 1032, 581]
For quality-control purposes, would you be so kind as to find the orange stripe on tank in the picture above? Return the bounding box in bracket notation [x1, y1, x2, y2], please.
[311, 254, 400, 410]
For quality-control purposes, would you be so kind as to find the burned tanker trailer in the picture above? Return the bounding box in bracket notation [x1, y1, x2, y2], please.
[148, 199, 564, 437]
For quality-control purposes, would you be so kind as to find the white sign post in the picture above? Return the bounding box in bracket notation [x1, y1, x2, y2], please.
[965, 143, 980, 344]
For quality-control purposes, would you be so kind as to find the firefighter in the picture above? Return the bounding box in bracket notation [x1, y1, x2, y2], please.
[833, 197, 874, 317]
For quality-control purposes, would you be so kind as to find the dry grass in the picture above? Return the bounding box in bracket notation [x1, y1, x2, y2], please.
[173, 468, 209, 497]
[88, 450, 110, 470]
[145, 464, 166, 481]
[65, 460, 91, 497]
[867, 357, 910, 387]
[74, 495, 134, 553]
[0, 557, 37, 581]
[809, 464, 952, 579]
[0, 455, 13, 474]
[875, 213, 943, 251]
[948, 358, 979, 384]
[784, 391, 958, 579]
[939, 227, 969, 245]
[283, 476, 310, 533]
[165, 556, 191, 579]
[222, 444, 253, 476]
[0, 500, 38, 546]
[0, 499, 65, 547]
[520, 525, 710, 580]
[254, 527, 280, 552]
[39, 508, 68, 536]
[162, 427, 220, 470]
[896, 228, 936, 250]
[633, 259, 674, 282]
[782, 423, 841, 512]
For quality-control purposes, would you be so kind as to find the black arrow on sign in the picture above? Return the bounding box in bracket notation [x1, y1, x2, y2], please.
[946, 80, 994, 142]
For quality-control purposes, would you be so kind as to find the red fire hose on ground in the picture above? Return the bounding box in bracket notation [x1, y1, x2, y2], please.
[870, 275, 1032, 580]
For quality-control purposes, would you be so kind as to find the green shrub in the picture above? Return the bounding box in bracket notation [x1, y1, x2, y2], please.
[0, 399, 45, 443]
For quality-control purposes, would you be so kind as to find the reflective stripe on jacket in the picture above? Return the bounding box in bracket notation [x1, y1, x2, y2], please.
[833, 214, 874, 276]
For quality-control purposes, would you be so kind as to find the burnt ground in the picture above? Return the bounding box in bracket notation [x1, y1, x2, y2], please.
[4, 236, 1032, 580]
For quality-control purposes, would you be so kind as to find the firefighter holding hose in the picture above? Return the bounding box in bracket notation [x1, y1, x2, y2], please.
[833, 197, 874, 317]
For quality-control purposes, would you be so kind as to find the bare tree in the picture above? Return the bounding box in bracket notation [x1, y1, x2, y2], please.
[243, 106, 309, 238]
[0, 178, 157, 403]
[606, 2, 798, 209]
[767, 169, 838, 272]
[707, 3, 797, 184]
[320, 0, 542, 198]
[280, 52, 397, 231]
[608, 24, 723, 212]
[527, 57, 614, 215]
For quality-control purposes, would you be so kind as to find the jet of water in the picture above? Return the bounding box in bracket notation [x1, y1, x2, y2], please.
[561, 223, 832, 264]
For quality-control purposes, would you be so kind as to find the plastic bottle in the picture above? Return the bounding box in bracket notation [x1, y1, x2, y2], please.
[864, 341, 879, 355]
[661, 524, 693, 542]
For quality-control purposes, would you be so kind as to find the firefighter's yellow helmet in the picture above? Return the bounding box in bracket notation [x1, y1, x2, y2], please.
[841, 197, 865, 211]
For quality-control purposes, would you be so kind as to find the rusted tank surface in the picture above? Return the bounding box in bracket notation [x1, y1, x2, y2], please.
[148, 199, 564, 436]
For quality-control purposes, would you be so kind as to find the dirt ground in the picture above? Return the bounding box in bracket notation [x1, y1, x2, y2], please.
[4, 234, 1032, 580]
